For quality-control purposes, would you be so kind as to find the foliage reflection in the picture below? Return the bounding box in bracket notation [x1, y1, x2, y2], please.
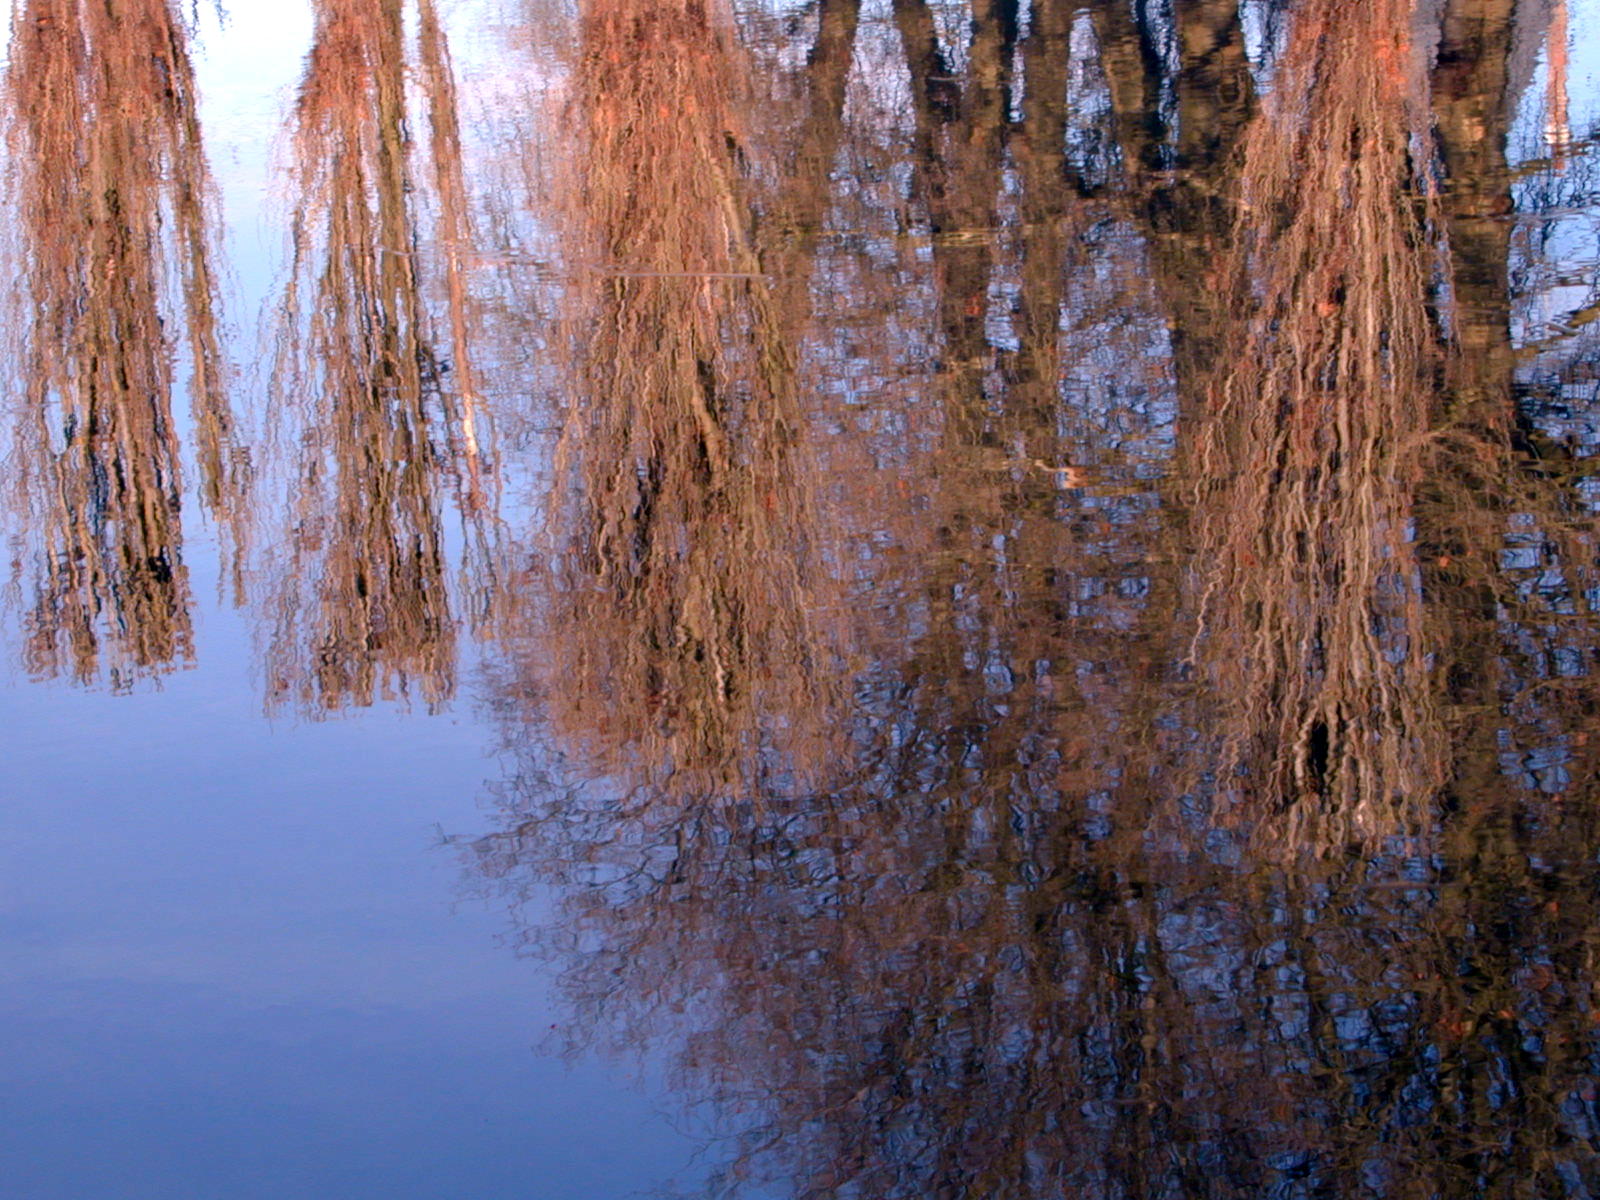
[2, 0, 238, 686]
[471, 0, 1600, 1196]
[264, 0, 496, 714]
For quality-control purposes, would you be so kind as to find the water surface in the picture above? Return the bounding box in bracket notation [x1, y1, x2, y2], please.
[4, 0, 1600, 1196]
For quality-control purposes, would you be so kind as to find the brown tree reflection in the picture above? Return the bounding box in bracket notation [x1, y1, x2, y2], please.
[2, 0, 237, 686]
[1181, 0, 1446, 842]
[265, 0, 494, 714]
[477, 761, 1600, 1197]
[1178, 0, 1600, 848]
[470, 0, 1600, 1195]
[521, 0, 841, 796]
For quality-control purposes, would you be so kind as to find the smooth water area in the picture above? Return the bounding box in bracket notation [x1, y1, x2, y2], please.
[3, 1, 1600, 1196]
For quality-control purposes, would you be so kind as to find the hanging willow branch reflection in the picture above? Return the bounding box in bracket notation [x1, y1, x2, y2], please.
[468, 0, 1600, 1194]
[265, 0, 496, 714]
[523, 0, 841, 797]
[1177, 0, 1600, 847]
[1181, 0, 1446, 843]
[1, 0, 238, 686]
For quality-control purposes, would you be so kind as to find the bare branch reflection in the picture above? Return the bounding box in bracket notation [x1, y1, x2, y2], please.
[1, 0, 238, 687]
[264, 0, 497, 714]
[1182, 0, 1446, 843]
[522, 0, 843, 798]
[466, 1, 1600, 1195]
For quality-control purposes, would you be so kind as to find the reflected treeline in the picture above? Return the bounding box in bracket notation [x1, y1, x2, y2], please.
[1, 0, 239, 687]
[472, 0, 1600, 1194]
[3, 0, 1598, 1187]
[478, 756, 1600, 1197]
[264, 0, 497, 714]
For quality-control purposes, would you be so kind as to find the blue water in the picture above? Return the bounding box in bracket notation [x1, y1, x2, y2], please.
[4, 1, 1600, 1196]
[0, 5, 709, 1195]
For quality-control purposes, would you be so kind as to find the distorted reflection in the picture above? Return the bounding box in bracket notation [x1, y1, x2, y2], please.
[1183, 0, 1446, 841]
[514, 0, 843, 795]
[264, 0, 497, 714]
[0, 0, 1597, 1193]
[472, 0, 1600, 1195]
[479, 770, 1600, 1196]
[1, 0, 238, 687]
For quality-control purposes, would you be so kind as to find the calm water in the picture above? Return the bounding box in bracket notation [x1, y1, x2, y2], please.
[3, 0, 1600, 1196]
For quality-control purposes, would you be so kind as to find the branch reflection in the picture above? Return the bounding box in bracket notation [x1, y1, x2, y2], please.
[520, 0, 843, 797]
[2, 0, 238, 687]
[469, 0, 1600, 1195]
[264, 0, 497, 714]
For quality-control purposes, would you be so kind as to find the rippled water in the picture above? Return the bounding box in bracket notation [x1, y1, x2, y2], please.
[3, 0, 1600, 1195]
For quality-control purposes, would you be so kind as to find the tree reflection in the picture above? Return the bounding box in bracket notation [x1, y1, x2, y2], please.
[519, 0, 842, 796]
[264, 0, 495, 714]
[1181, 0, 1446, 842]
[1, 0, 237, 687]
[470, 0, 1600, 1194]
[479, 770, 1600, 1197]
